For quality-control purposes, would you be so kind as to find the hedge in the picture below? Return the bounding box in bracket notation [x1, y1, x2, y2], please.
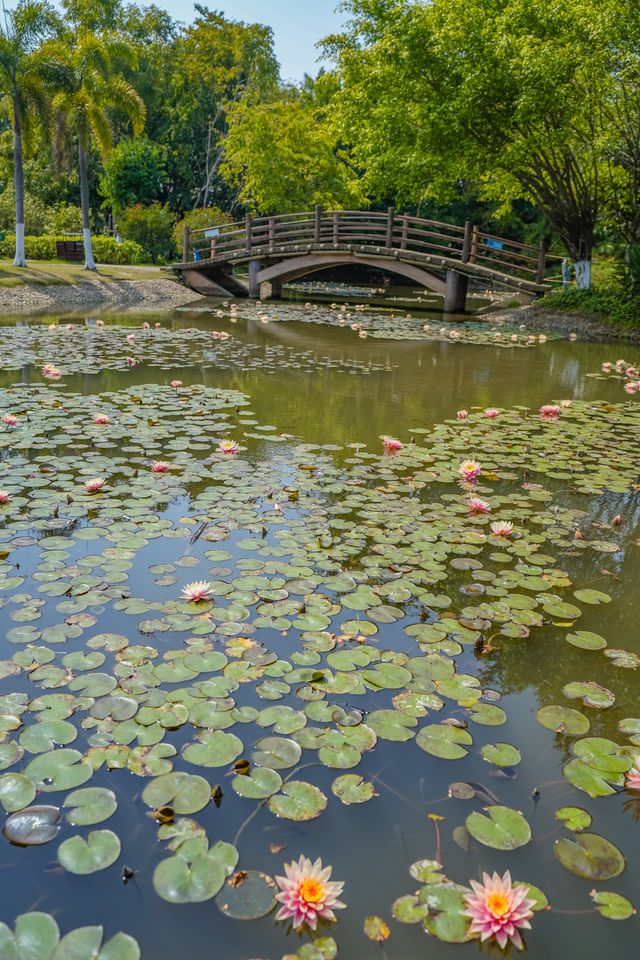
[0, 234, 145, 265]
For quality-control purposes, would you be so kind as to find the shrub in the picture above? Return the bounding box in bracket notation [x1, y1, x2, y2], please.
[45, 203, 84, 234]
[537, 285, 640, 329]
[173, 206, 234, 251]
[0, 234, 145, 265]
[118, 203, 176, 263]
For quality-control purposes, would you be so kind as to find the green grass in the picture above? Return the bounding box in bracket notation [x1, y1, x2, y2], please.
[0, 260, 168, 287]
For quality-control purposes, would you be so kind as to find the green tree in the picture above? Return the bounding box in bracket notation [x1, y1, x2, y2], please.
[53, 28, 145, 269]
[324, 0, 629, 288]
[118, 201, 175, 261]
[99, 136, 165, 214]
[0, 0, 62, 265]
[222, 92, 364, 214]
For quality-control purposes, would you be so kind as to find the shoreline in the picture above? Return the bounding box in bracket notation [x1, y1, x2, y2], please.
[483, 303, 640, 342]
[0, 278, 204, 315]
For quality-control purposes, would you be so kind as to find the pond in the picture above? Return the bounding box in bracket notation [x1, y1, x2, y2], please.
[0, 298, 638, 960]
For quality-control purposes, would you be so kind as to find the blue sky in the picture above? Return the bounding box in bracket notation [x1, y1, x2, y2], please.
[162, 1, 346, 81]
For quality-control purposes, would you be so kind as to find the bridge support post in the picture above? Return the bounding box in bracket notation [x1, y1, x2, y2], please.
[443, 269, 468, 314]
[248, 260, 262, 299]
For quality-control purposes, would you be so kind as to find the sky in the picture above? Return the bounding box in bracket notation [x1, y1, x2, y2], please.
[161, 1, 347, 81]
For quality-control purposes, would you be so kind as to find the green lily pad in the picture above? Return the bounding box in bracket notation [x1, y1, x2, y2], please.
[555, 806, 592, 832]
[590, 890, 635, 920]
[480, 742, 521, 767]
[182, 731, 243, 767]
[536, 705, 590, 735]
[0, 772, 36, 812]
[153, 840, 238, 903]
[58, 829, 121, 874]
[64, 787, 118, 826]
[566, 631, 607, 650]
[267, 781, 328, 821]
[465, 805, 531, 850]
[232, 767, 283, 799]
[25, 749, 93, 792]
[562, 681, 615, 709]
[416, 723, 473, 759]
[216, 870, 277, 920]
[554, 833, 625, 880]
[252, 736, 302, 769]
[141, 772, 211, 814]
[331, 774, 376, 805]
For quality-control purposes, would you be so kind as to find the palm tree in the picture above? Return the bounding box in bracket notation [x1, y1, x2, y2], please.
[53, 31, 145, 269]
[0, 1, 61, 267]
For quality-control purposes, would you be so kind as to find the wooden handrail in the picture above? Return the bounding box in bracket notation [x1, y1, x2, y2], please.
[181, 209, 547, 285]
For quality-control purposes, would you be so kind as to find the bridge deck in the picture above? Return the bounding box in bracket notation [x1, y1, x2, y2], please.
[174, 208, 551, 298]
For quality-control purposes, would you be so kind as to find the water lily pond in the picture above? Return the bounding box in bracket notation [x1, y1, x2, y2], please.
[0, 299, 638, 960]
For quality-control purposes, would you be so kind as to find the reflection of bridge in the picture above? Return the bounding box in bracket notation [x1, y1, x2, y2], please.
[174, 208, 550, 312]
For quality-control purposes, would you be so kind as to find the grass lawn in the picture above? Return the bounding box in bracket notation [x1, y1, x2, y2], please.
[0, 260, 169, 286]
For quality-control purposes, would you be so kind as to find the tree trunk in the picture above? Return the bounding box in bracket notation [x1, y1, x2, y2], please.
[78, 143, 96, 271]
[12, 93, 26, 268]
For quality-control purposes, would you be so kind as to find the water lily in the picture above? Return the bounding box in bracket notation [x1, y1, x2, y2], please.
[625, 366, 637, 377]
[218, 439, 239, 454]
[42, 363, 61, 379]
[143, 322, 150, 330]
[170, 380, 182, 388]
[126, 357, 136, 367]
[484, 408, 500, 419]
[93, 413, 111, 424]
[468, 497, 491, 514]
[624, 382, 637, 394]
[181, 581, 213, 602]
[456, 410, 468, 420]
[84, 477, 105, 493]
[490, 520, 514, 537]
[96, 319, 104, 327]
[126, 333, 136, 343]
[464, 870, 535, 951]
[151, 461, 171, 473]
[459, 459, 482, 482]
[539, 404, 561, 420]
[601, 361, 613, 372]
[2, 414, 18, 426]
[0, 490, 12, 504]
[625, 759, 640, 790]
[383, 436, 404, 452]
[66, 324, 73, 331]
[274, 855, 345, 931]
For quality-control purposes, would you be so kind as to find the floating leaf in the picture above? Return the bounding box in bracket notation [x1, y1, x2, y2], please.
[465, 805, 531, 850]
[416, 723, 473, 759]
[331, 774, 376, 805]
[536, 705, 590, 735]
[141, 772, 211, 814]
[216, 871, 277, 920]
[267, 781, 327, 821]
[0, 773, 36, 813]
[58, 829, 121, 875]
[480, 743, 521, 767]
[590, 890, 635, 920]
[3, 805, 61, 845]
[555, 833, 625, 880]
[153, 840, 238, 903]
[64, 787, 118, 826]
[364, 916, 390, 942]
[555, 806, 592, 832]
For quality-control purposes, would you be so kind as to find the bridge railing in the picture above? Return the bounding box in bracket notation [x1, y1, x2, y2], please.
[181, 208, 548, 286]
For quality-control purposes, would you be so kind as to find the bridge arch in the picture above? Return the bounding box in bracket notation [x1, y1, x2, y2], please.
[256, 253, 447, 296]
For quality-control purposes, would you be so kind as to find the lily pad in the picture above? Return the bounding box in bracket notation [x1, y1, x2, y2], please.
[554, 833, 625, 880]
[331, 774, 376, 805]
[153, 840, 238, 903]
[590, 890, 635, 920]
[416, 723, 473, 759]
[216, 870, 277, 920]
[58, 829, 121, 874]
[64, 787, 118, 826]
[465, 805, 531, 850]
[267, 781, 328, 821]
[3, 805, 61, 845]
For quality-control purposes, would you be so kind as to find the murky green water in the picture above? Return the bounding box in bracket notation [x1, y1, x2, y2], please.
[0, 300, 638, 960]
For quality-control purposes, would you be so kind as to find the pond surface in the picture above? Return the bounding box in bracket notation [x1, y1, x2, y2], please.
[0, 299, 638, 960]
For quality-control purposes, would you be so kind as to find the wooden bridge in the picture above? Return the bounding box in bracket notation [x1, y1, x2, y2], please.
[173, 207, 550, 312]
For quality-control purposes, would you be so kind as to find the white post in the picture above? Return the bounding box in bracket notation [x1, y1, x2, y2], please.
[574, 260, 592, 290]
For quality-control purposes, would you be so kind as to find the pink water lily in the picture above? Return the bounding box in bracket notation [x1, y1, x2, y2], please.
[464, 870, 535, 951]
[170, 380, 183, 388]
[84, 477, 105, 493]
[468, 498, 491, 514]
[625, 759, 640, 790]
[459, 459, 482, 482]
[126, 333, 136, 342]
[601, 361, 613, 372]
[126, 357, 136, 367]
[0, 490, 12, 504]
[456, 409, 468, 420]
[624, 382, 638, 394]
[491, 520, 514, 537]
[42, 363, 61, 379]
[539, 404, 561, 420]
[151, 461, 171, 473]
[181, 580, 212, 602]
[143, 322, 150, 330]
[2, 414, 18, 426]
[484, 408, 500, 419]
[218, 439, 239, 454]
[383, 436, 404, 452]
[275, 855, 345, 931]
[93, 413, 111, 424]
